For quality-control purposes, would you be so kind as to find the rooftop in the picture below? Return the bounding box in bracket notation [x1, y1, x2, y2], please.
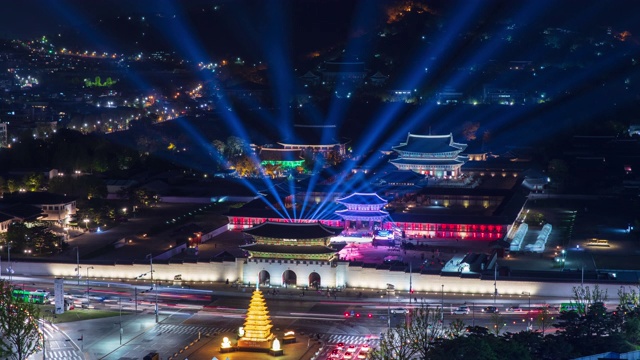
[392, 133, 467, 154]
[243, 221, 343, 240]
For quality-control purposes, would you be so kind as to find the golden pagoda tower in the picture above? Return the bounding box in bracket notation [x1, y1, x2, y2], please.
[237, 288, 275, 349]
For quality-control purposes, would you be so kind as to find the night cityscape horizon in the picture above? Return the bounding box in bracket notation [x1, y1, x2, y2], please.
[1, 1, 640, 359]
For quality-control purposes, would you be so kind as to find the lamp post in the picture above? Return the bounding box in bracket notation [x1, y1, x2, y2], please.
[386, 284, 393, 330]
[155, 281, 159, 324]
[7, 243, 12, 282]
[119, 297, 123, 345]
[75, 247, 80, 285]
[146, 253, 153, 281]
[494, 265, 498, 305]
[522, 291, 531, 330]
[86, 266, 94, 301]
[441, 284, 444, 321]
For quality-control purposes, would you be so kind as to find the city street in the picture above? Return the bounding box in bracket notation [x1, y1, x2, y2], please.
[16, 275, 569, 360]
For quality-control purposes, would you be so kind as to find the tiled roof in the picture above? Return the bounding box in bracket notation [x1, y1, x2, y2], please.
[336, 193, 387, 205]
[392, 133, 467, 153]
[243, 221, 343, 239]
[240, 244, 337, 254]
[390, 158, 465, 166]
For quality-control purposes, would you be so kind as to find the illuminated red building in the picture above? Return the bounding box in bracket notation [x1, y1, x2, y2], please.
[226, 187, 525, 241]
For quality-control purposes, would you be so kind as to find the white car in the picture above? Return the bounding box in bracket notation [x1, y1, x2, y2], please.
[452, 306, 470, 315]
[390, 308, 408, 314]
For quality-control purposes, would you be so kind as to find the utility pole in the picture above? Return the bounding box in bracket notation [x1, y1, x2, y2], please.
[146, 253, 153, 281]
[155, 280, 159, 323]
[8, 243, 11, 282]
[75, 247, 80, 285]
[86, 266, 94, 301]
[441, 284, 444, 321]
[409, 262, 412, 305]
[494, 265, 498, 305]
[386, 283, 393, 330]
[119, 297, 123, 345]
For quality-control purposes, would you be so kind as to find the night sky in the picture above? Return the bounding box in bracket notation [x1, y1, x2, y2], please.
[3, 1, 640, 45]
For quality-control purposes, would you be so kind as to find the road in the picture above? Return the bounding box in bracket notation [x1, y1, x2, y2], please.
[13, 275, 574, 360]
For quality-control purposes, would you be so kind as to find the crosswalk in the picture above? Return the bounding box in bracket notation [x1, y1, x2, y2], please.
[326, 334, 380, 348]
[45, 349, 83, 360]
[152, 324, 234, 336]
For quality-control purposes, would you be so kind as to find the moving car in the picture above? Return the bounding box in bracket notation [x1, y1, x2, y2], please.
[346, 345, 357, 353]
[506, 306, 524, 312]
[452, 306, 470, 315]
[390, 308, 409, 314]
[482, 306, 499, 314]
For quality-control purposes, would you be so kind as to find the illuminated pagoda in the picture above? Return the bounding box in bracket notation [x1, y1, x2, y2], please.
[335, 193, 390, 232]
[237, 287, 275, 350]
[241, 221, 342, 262]
[390, 133, 468, 178]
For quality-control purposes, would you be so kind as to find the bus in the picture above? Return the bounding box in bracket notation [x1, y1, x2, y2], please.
[12, 289, 50, 304]
[560, 302, 585, 313]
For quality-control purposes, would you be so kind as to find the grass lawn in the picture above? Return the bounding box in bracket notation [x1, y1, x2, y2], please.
[39, 305, 124, 323]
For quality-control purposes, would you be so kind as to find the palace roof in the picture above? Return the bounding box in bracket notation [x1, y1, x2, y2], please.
[389, 158, 466, 166]
[392, 133, 467, 153]
[240, 244, 337, 254]
[335, 210, 389, 218]
[336, 193, 387, 205]
[243, 221, 343, 239]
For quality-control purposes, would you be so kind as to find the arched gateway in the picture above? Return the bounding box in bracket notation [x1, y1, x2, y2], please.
[309, 272, 321, 289]
[282, 270, 297, 287]
[259, 270, 270, 286]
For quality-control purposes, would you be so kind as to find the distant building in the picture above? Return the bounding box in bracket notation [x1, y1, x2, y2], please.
[0, 122, 8, 148]
[389, 133, 468, 178]
[257, 148, 304, 172]
[335, 193, 389, 232]
[369, 71, 389, 87]
[483, 85, 525, 105]
[320, 60, 368, 86]
[436, 89, 464, 105]
[299, 71, 320, 87]
[0, 192, 77, 225]
[278, 124, 349, 156]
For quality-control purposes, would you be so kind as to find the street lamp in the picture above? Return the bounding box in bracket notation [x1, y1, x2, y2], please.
[441, 284, 444, 321]
[146, 253, 153, 281]
[83, 218, 89, 230]
[75, 246, 80, 285]
[86, 266, 94, 301]
[386, 283, 394, 330]
[522, 291, 531, 330]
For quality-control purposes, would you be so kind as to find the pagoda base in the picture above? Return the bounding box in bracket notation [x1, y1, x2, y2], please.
[237, 338, 273, 352]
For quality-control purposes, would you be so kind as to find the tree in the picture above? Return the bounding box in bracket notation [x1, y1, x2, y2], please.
[411, 305, 445, 359]
[22, 173, 44, 192]
[448, 318, 467, 338]
[0, 280, 42, 360]
[462, 121, 480, 141]
[368, 325, 418, 360]
[489, 312, 507, 335]
[7, 179, 18, 194]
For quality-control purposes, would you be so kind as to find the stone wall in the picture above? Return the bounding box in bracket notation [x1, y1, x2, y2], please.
[2, 259, 628, 299]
